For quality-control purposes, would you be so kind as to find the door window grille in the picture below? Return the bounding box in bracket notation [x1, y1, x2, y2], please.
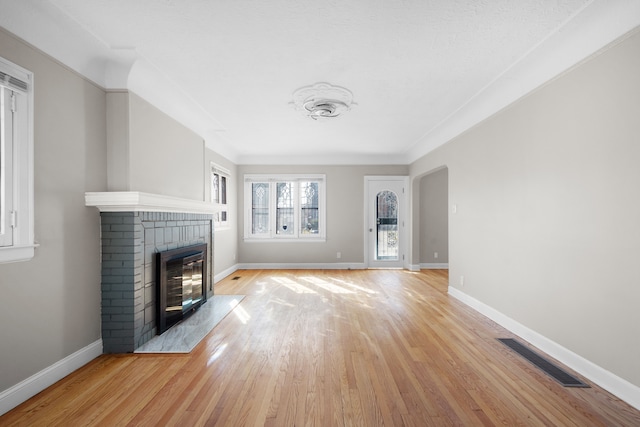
[376, 190, 398, 260]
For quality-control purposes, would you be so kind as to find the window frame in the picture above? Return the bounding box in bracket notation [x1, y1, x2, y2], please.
[0, 85, 14, 248]
[244, 174, 326, 241]
[0, 56, 35, 263]
[210, 163, 230, 231]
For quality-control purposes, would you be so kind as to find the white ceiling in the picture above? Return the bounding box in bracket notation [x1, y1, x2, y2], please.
[1, 0, 639, 164]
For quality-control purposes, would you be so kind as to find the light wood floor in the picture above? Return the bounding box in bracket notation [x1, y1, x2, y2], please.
[2, 269, 639, 426]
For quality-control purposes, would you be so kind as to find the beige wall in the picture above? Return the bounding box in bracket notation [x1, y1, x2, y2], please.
[105, 91, 206, 200]
[0, 28, 107, 392]
[128, 92, 205, 200]
[419, 167, 448, 264]
[238, 165, 408, 264]
[410, 30, 640, 387]
[106, 91, 130, 191]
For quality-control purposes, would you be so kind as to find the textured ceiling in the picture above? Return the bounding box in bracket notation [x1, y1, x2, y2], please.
[1, 1, 639, 164]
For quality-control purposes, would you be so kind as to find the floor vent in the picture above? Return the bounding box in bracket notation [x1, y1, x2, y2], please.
[497, 338, 589, 388]
[231, 276, 241, 280]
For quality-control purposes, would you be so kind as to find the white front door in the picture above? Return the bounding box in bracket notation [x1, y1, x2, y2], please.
[365, 177, 407, 268]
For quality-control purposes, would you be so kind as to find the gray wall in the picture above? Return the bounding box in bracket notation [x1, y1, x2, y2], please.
[419, 168, 448, 264]
[0, 28, 106, 392]
[238, 165, 408, 264]
[410, 29, 640, 388]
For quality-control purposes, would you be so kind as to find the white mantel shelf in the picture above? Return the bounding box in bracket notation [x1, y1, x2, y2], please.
[85, 192, 215, 215]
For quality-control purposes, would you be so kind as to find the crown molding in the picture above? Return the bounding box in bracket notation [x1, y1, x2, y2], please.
[405, 0, 640, 164]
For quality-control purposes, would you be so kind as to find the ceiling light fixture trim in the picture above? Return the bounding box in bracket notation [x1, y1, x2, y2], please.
[291, 82, 355, 120]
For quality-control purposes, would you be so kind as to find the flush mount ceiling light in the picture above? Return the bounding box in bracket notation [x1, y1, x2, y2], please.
[291, 82, 355, 120]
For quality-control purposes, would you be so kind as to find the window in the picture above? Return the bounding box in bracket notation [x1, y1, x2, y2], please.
[0, 57, 34, 263]
[244, 174, 325, 240]
[211, 164, 229, 230]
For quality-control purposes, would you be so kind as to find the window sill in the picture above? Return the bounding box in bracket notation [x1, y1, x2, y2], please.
[0, 243, 38, 263]
[244, 237, 326, 243]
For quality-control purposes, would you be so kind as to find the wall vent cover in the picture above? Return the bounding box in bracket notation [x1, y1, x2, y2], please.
[498, 338, 589, 388]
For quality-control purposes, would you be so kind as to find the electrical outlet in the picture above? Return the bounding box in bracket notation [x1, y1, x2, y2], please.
[336, 252, 341, 259]
[460, 276, 465, 287]
[434, 252, 438, 259]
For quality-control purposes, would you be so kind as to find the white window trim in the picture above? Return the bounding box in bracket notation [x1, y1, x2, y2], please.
[0, 57, 35, 263]
[244, 174, 326, 242]
[211, 163, 230, 231]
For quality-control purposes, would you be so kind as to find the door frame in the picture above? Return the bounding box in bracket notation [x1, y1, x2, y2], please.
[364, 176, 409, 269]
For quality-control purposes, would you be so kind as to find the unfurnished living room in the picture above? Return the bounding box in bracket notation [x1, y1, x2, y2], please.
[1, 1, 639, 425]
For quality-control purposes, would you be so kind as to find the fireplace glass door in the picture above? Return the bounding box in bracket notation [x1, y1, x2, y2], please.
[182, 253, 204, 312]
[157, 244, 207, 334]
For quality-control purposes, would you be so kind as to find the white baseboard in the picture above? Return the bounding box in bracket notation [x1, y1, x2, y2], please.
[420, 263, 449, 269]
[214, 261, 369, 284]
[213, 263, 240, 284]
[447, 286, 640, 411]
[0, 339, 103, 416]
[408, 264, 421, 271]
[237, 262, 366, 270]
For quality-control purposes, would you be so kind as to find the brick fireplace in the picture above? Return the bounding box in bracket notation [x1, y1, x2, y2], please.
[86, 192, 214, 353]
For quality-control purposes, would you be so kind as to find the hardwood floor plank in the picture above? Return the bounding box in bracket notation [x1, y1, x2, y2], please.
[2, 269, 639, 426]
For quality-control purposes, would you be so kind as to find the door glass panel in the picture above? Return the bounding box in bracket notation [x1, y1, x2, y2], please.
[376, 190, 398, 260]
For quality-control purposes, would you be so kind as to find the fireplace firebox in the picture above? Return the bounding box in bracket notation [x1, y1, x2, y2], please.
[156, 244, 208, 334]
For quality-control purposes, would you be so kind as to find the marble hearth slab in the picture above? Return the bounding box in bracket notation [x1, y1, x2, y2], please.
[135, 295, 245, 353]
